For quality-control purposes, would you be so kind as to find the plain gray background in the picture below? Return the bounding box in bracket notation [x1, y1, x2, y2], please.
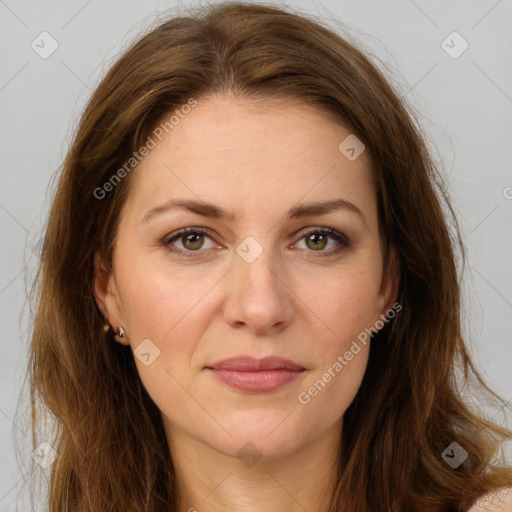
[1, 0, 511, 509]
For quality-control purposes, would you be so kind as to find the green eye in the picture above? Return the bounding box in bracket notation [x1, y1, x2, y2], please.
[163, 226, 350, 258]
[294, 227, 350, 256]
[164, 227, 217, 256]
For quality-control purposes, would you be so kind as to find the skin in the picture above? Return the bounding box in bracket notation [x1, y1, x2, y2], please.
[94, 93, 400, 512]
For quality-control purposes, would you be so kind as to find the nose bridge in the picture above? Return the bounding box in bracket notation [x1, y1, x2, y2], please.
[235, 237, 283, 301]
[224, 235, 293, 332]
[239, 242, 279, 290]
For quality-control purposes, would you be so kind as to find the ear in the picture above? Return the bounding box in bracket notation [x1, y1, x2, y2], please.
[375, 244, 401, 318]
[93, 251, 128, 345]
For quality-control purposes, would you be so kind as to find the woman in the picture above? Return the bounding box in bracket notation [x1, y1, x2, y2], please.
[23, 2, 512, 511]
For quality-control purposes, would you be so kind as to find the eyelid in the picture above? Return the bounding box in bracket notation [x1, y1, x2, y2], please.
[295, 226, 350, 245]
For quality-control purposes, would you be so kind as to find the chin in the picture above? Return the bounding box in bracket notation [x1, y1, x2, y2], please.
[204, 413, 306, 461]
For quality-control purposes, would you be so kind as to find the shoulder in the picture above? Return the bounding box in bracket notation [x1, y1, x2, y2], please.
[467, 487, 512, 511]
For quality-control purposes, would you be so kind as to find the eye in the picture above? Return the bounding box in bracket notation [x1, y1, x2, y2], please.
[162, 226, 350, 257]
[163, 227, 218, 256]
[292, 227, 350, 256]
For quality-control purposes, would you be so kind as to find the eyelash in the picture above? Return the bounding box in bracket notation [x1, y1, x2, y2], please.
[162, 226, 350, 258]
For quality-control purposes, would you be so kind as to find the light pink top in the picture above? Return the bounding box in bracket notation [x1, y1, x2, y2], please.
[467, 487, 512, 511]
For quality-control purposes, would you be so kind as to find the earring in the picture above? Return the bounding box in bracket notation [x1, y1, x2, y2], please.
[103, 324, 127, 339]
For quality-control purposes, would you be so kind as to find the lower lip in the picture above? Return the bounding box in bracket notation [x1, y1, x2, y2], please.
[206, 368, 305, 392]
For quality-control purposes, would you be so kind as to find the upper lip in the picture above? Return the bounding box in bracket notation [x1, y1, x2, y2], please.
[205, 355, 305, 371]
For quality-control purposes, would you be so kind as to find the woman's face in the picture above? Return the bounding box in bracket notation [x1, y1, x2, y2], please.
[94, 94, 399, 461]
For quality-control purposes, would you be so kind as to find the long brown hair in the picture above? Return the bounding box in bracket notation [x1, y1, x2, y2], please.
[16, 2, 511, 510]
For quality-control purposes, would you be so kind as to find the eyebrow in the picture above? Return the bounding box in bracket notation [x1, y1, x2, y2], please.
[142, 198, 366, 225]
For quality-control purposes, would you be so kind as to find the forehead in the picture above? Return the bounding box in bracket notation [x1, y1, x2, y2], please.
[122, 94, 375, 224]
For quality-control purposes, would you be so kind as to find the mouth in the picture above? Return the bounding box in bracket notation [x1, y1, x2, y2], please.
[204, 355, 306, 393]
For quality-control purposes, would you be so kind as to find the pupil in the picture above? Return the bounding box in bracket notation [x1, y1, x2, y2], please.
[185, 233, 202, 249]
[308, 234, 326, 250]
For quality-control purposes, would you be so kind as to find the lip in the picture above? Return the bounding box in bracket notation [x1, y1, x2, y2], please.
[206, 355, 305, 372]
[205, 355, 306, 393]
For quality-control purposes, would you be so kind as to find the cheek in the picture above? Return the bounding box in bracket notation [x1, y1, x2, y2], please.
[118, 257, 217, 341]
[116, 259, 224, 403]
[296, 278, 373, 423]
[301, 263, 382, 344]
[117, 265, 211, 423]
[294, 264, 379, 410]
[301, 344, 370, 433]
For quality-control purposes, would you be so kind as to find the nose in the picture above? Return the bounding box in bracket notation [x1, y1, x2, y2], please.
[222, 247, 294, 335]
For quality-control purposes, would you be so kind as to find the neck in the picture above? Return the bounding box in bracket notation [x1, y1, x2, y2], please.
[169, 421, 341, 512]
